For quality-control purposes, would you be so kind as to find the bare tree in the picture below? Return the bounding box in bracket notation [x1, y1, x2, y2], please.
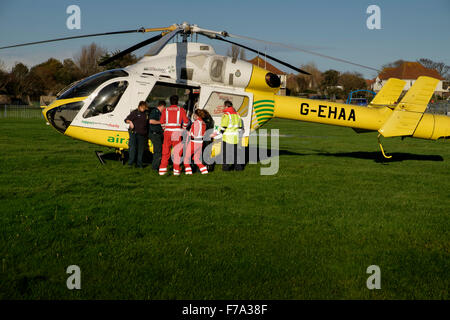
[300, 62, 322, 91]
[0, 59, 8, 93]
[0, 59, 6, 72]
[381, 59, 406, 70]
[74, 42, 106, 77]
[418, 58, 449, 79]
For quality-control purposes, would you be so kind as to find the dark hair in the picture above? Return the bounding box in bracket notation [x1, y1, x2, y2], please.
[157, 100, 166, 107]
[195, 109, 209, 120]
[170, 95, 179, 105]
[138, 101, 148, 108]
[224, 100, 233, 107]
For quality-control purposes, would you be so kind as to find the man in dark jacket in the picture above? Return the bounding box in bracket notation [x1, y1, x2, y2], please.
[125, 101, 149, 168]
[148, 100, 166, 171]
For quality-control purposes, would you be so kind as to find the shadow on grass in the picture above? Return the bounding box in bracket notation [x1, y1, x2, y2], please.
[95, 148, 443, 165]
[248, 147, 444, 164]
[316, 151, 444, 163]
[95, 147, 307, 165]
[246, 146, 306, 162]
[94, 150, 154, 166]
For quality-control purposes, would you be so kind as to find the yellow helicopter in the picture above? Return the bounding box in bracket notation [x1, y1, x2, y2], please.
[1, 22, 449, 160]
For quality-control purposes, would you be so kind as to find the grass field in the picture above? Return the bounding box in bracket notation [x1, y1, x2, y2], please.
[0, 117, 449, 299]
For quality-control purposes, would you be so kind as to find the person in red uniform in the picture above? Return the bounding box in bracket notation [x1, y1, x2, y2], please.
[159, 95, 189, 176]
[184, 109, 210, 175]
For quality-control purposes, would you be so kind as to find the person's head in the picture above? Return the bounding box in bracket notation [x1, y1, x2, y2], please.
[194, 109, 208, 121]
[157, 100, 166, 110]
[138, 101, 148, 112]
[170, 95, 179, 106]
[224, 100, 233, 109]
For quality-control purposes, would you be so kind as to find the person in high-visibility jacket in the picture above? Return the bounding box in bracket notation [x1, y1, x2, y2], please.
[183, 109, 210, 175]
[211, 100, 245, 171]
[159, 95, 189, 176]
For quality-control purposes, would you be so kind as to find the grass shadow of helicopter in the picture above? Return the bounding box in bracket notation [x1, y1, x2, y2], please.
[95, 150, 155, 166]
[246, 147, 444, 164]
[94, 147, 306, 166]
[94, 148, 443, 167]
[315, 151, 444, 163]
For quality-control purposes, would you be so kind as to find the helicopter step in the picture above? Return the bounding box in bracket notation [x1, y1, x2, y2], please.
[94, 149, 126, 165]
[95, 151, 106, 165]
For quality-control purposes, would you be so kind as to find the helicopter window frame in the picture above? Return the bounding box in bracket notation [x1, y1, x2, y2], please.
[203, 91, 250, 118]
[82, 79, 129, 119]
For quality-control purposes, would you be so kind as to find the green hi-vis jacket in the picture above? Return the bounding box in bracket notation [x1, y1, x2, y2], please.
[220, 109, 243, 144]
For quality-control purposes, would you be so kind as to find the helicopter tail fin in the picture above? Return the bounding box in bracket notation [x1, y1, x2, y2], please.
[396, 76, 440, 112]
[369, 78, 406, 107]
[378, 76, 440, 138]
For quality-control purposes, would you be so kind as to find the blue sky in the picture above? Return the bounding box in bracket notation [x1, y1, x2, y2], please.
[0, 0, 449, 79]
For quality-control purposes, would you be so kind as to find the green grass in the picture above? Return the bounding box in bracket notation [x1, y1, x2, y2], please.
[0, 118, 449, 299]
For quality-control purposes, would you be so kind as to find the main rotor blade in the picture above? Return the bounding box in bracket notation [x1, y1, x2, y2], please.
[145, 28, 182, 56]
[0, 28, 153, 50]
[227, 33, 380, 72]
[99, 34, 163, 66]
[213, 36, 311, 75]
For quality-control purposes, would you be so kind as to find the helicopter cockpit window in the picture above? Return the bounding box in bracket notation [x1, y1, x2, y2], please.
[204, 92, 249, 117]
[83, 80, 128, 118]
[58, 69, 128, 99]
[46, 101, 85, 134]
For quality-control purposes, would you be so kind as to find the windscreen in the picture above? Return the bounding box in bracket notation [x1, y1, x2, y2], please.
[58, 69, 128, 99]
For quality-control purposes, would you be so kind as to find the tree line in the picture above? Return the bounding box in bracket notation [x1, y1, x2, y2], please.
[286, 63, 369, 100]
[286, 58, 450, 100]
[0, 43, 138, 104]
[0, 41, 448, 104]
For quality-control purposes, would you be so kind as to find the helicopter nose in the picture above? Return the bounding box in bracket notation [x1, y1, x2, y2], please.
[43, 98, 85, 133]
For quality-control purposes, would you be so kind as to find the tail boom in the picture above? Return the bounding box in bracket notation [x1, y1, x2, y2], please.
[273, 95, 389, 131]
[271, 76, 449, 141]
[413, 113, 450, 140]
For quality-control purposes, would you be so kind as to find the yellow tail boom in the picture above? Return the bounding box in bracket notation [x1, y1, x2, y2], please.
[268, 76, 450, 141]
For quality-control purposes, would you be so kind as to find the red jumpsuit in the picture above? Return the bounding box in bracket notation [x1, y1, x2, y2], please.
[184, 119, 208, 175]
[159, 105, 188, 175]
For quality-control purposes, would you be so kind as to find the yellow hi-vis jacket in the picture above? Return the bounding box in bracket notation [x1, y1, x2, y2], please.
[219, 111, 243, 144]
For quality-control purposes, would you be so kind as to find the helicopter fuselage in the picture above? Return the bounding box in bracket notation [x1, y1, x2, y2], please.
[42, 42, 450, 153]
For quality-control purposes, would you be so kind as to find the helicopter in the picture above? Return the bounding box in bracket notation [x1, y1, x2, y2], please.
[1, 22, 449, 160]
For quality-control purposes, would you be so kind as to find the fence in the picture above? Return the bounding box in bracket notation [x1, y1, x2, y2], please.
[1, 101, 449, 120]
[0, 105, 44, 119]
[427, 101, 450, 116]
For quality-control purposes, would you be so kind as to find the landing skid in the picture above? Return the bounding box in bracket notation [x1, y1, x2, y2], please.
[95, 151, 106, 165]
[377, 134, 392, 159]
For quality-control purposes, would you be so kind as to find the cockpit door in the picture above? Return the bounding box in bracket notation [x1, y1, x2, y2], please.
[71, 75, 157, 131]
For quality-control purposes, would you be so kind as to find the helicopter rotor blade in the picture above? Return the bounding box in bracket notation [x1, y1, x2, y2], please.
[99, 34, 163, 66]
[0, 28, 153, 50]
[227, 33, 380, 72]
[0, 26, 178, 50]
[212, 36, 311, 75]
[145, 27, 182, 56]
